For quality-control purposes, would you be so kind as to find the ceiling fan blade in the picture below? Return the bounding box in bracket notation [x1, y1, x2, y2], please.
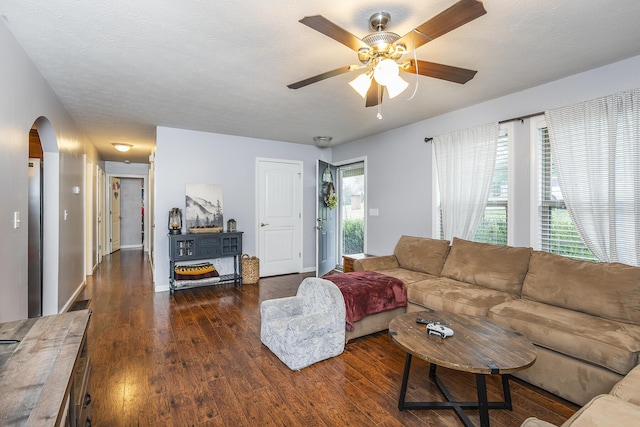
[287, 66, 352, 89]
[299, 15, 368, 52]
[365, 83, 383, 107]
[397, 0, 487, 51]
[402, 60, 477, 84]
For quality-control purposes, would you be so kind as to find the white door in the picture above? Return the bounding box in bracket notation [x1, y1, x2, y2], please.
[257, 159, 302, 277]
[110, 177, 121, 252]
[316, 160, 338, 277]
[97, 167, 105, 260]
[85, 159, 93, 275]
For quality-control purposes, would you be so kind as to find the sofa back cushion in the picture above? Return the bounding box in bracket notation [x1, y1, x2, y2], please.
[440, 238, 532, 295]
[522, 251, 640, 324]
[393, 235, 451, 276]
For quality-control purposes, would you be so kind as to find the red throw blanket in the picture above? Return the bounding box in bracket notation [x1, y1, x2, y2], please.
[324, 271, 407, 331]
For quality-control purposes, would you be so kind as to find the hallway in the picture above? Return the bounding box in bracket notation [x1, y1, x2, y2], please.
[79, 249, 576, 426]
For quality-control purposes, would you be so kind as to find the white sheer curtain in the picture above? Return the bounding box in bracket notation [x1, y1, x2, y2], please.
[434, 123, 499, 240]
[545, 88, 640, 266]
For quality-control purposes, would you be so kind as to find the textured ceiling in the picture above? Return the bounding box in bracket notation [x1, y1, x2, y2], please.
[2, 0, 640, 163]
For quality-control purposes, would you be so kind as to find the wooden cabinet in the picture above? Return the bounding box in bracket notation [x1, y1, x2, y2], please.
[168, 232, 243, 293]
[342, 253, 374, 273]
[71, 351, 91, 427]
[0, 310, 91, 426]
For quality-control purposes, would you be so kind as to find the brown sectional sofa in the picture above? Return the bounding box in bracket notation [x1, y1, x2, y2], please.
[354, 235, 640, 407]
[522, 363, 640, 426]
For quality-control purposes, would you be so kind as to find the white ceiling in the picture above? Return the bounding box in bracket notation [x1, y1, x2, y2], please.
[2, 0, 640, 163]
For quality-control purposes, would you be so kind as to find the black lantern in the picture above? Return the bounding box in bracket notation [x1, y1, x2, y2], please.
[227, 219, 237, 232]
[168, 208, 182, 234]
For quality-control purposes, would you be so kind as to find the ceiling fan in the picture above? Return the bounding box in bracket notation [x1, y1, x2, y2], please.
[287, 0, 487, 108]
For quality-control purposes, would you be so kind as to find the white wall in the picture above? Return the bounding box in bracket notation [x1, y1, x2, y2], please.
[105, 161, 149, 176]
[332, 55, 640, 256]
[0, 21, 98, 321]
[153, 127, 332, 291]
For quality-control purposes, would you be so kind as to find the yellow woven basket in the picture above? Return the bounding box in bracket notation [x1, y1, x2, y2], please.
[242, 254, 260, 284]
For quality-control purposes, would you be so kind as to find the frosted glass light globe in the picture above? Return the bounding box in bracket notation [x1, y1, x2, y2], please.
[373, 59, 399, 86]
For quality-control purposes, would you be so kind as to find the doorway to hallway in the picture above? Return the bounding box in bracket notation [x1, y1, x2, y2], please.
[28, 128, 43, 318]
[106, 172, 148, 254]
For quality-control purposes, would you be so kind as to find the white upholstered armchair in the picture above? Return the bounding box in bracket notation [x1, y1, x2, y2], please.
[260, 277, 346, 370]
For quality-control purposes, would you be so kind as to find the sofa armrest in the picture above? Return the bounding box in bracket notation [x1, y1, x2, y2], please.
[520, 418, 558, 427]
[261, 296, 303, 320]
[609, 363, 640, 406]
[354, 255, 400, 271]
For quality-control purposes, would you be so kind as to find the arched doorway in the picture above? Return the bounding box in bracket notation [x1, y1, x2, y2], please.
[31, 116, 60, 316]
[28, 128, 43, 317]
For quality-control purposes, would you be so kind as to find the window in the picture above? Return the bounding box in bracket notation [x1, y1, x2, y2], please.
[436, 129, 509, 244]
[473, 133, 509, 245]
[537, 125, 596, 261]
[338, 162, 365, 259]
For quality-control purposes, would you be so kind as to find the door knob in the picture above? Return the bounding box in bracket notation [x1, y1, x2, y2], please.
[260, 223, 269, 227]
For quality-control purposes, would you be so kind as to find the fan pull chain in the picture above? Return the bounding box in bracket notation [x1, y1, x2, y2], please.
[377, 84, 383, 119]
[407, 31, 419, 100]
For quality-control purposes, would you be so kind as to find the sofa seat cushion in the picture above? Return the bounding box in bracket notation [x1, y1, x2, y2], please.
[488, 299, 640, 375]
[609, 364, 640, 406]
[407, 277, 518, 317]
[522, 250, 640, 324]
[393, 235, 451, 276]
[440, 238, 532, 295]
[366, 268, 436, 286]
[561, 394, 640, 426]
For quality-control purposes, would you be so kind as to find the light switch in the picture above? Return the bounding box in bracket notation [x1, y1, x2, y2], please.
[64, 210, 69, 221]
[13, 212, 20, 229]
[369, 208, 379, 216]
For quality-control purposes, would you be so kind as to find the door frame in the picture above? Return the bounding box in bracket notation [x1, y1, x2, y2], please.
[105, 172, 150, 254]
[333, 156, 368, 264]
[316, 156, 369, 268]
[255, 157, 304, 276]
[97, 166, 106, 263]
[84, 156, 93, 276]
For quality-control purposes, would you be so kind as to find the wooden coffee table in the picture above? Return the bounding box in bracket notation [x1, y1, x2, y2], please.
[389, 310, 536, 427]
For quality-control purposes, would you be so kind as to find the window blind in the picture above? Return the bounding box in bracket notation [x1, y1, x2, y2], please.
[538, 126, 596, 261]
[473, 133, 509, 245]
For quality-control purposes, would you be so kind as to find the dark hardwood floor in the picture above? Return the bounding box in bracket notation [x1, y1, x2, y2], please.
[79, 249, 577, 426]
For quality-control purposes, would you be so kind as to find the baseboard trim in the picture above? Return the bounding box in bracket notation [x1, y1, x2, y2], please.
[155, 284, 170, 293]
[121, 244, 143, 249]
[62, 280, 87, 313]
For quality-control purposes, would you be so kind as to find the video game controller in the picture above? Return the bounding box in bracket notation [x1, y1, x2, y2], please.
[426, 322, 454, 339]
[416, 317, 453, 338]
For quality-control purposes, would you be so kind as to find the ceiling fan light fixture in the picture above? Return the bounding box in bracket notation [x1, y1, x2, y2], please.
[349, 73, 372, 98]
[373, 58, 399, 86]
[385, 74, 409, 98]
[112, 143, 133, 152]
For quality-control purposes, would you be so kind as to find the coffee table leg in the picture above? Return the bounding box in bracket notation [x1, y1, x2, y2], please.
[476, 374, 490, 427]
[397, 362, 511, 427]
[398, 353, 412, 410]
[502, 375, 513, 410]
